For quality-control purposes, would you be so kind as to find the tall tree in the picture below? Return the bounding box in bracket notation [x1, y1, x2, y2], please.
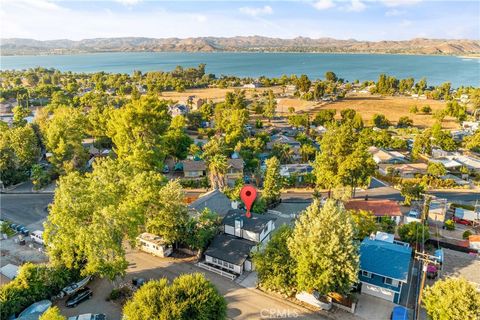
[146, 179, 189, 244]
[263, 89, 277, 122]
[44, 159, 166, 280]
[123, 273, 227, 320]
[423, 277, 480, 320]
[288, 200, 359, 295]
[349, 209, 378, 240]
[253, 225, 296, 296]
[107, 96, 171, 171]
[208, 154, 228, 190]
[41, 106, 88, 173]
[262, 156, 282, 206]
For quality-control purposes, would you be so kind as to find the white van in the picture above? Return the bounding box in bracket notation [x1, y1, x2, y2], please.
[30, 230, 44, 245]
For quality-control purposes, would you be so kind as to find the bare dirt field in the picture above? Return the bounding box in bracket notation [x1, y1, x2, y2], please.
[160, 86, 283, 103]
[283, 93, 459, 129]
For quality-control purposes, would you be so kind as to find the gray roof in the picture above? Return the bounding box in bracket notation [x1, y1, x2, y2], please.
[204, 233, 256, 265]
[188, 189, 232, 217]
[223, 209, 276, 233]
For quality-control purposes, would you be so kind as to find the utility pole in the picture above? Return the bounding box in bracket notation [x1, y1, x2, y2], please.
[414, 252, 440, 320]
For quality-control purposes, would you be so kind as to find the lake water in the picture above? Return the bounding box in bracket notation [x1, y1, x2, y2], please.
[1, 52, 479, 87]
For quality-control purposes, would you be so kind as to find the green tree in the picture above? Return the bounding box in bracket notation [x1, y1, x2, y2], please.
[409, 105, 419, 114]
[296, 74, 311, 94]
[208, 154, 228, 190]
[397, 116, 413, 128]
[400, 181, 425, 205]
[378, 216, 396, 234]
[183, 208, 220, 251]
[349, 209, 378, 240]
[372, 113, 391, 128]
[325, 71, 338, 82]
[44, 159, 166, 279]
[39, 307, 67, 320]
[423, 277, 480, 320]
[164, 116, 193, 160]
[12, 104, 30, 127]
[123, 273, 227, 320]
[338, 146, 376, 196]
[313, 109, 336, 126]
[107, 96, 171, 171]
[263, 89, 277, 122]
[464, 129, 480, 152]
[412, 129, 432, 160]
[41, 106, 88, 173]
[263, 156, 282, 206]
[288, 200, 358, 295]
[146, 179, 189, 244]
[253, 225, 296, 295]
[427, 162, 447, 177]
[398, 222, 430, 245]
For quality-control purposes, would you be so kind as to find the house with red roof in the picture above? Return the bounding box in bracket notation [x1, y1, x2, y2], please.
[345, 199, 403, 224]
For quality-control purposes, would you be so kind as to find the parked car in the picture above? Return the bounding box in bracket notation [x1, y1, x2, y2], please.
[62, 275, 93, 296]
[162, 165, 170, 174]
[65, 287, 92, 308]
[132, 277, 146, 288]
[68, 313, 106, 320]
[19, 227, 29, 236]
[17, 300, 52, 318]
[30, 230, 45, 245]
[452, 216, 472, 226]
[10, 224, 17, 231]
[391, 306, 409, 320]
[15, 225, 24, 232]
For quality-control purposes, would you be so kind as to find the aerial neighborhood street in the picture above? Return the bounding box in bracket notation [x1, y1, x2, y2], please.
[1, 2, 480, 318]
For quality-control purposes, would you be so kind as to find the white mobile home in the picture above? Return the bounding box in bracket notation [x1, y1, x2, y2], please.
[136, 232, 172, 258]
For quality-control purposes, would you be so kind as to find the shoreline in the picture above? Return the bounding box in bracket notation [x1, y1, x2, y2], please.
[2, 50, 480, 58]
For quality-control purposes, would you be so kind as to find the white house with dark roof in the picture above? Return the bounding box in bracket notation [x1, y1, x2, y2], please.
[201, 209, 276, 278]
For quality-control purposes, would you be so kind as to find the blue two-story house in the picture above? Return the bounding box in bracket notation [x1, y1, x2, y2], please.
[359, 233, 412, 304]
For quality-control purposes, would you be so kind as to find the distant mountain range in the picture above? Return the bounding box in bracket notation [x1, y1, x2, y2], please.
[1, 37, 479, 56]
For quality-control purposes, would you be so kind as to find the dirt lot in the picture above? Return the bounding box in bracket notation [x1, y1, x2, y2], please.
[160, 86, 283, 103]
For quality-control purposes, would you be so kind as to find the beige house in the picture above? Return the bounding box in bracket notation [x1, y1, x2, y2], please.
[182, 160, 207, 178]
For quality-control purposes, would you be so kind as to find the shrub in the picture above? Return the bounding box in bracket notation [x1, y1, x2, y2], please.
[444, 219, 455, 231]
[397, 116, 413, 128]
[462, 230, 473, 240]
[421, 105, 432, 114]
[0, 263, 79, 319]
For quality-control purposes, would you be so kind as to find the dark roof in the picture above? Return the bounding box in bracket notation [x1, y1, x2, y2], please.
[222, 209, 276, 233]
[182, 160, 206, 171]
[204, 233, 256, 265]
[188, 189, 232, 217]
[360, 238, 412, 282]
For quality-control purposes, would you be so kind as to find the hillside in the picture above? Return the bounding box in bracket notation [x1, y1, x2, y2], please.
[1, 37, 480, 56]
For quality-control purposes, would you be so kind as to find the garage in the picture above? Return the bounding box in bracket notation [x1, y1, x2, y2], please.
[361, 283, 395, 302]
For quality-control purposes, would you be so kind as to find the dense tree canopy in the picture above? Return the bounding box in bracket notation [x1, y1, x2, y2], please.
[123, 273, 227, 320]
[288, 200, 358, 295]
[423, 277, 480, 320]
[262, 156, 282, 206]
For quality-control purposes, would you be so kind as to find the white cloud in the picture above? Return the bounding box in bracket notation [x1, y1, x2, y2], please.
[312, 0, 335, 11]
[196, 15, 207, 23]
[400, 19, 413, 27]
[344, 0, 366, 12]
[239, 5, 273, 17]
[385, 9, 406, 16]
[115, 0, 142, 6]
[381, 0, 422, 7]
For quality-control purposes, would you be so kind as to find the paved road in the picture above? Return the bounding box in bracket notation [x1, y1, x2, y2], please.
[57, 250, 336, 320]
[0, 193, 53, 226]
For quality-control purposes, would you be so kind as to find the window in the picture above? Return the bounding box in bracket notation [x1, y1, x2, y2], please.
[212, 258, 218, 264]
[384, 278, 399, 287]
[361, 271, 372, 278]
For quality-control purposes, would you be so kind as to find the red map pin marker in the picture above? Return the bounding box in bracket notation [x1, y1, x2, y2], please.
[240, 185, 257, 219]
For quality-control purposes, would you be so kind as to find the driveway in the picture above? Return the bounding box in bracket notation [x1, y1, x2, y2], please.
[355, 294, 398, 320]
[55, 248, 335, 320]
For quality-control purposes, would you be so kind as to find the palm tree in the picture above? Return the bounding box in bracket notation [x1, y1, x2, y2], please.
[208, 154, 228, 190]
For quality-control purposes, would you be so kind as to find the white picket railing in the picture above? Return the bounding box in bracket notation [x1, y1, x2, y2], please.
[197, 262, 237, 280]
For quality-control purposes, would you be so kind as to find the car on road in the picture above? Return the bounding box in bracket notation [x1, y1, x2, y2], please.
[62, 275, 93, 296]
[19, 227, 29, 236]
[68, 313, 106, 320]
[65, 287, 92, 308]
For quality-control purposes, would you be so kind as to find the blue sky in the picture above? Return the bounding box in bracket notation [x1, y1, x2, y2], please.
[1, 0, 479, 41]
